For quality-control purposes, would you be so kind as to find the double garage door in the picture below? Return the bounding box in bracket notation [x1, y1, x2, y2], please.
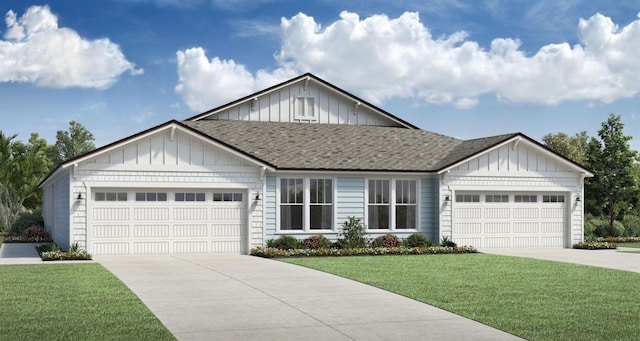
[452, 192, 567, 248]
[89, 189, 246, 255]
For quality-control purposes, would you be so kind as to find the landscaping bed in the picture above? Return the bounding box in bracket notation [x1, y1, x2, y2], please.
[36, 243, 92, 261]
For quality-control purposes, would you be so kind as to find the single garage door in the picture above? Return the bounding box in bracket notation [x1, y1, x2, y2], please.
[89, 189, 246, 255]
[452, 192, 566, 248]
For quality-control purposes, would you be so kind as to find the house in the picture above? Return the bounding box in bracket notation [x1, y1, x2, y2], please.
[39, 73, 593, 255]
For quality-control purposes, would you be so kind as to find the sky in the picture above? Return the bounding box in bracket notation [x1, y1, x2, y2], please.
[1, 0, 640, 151]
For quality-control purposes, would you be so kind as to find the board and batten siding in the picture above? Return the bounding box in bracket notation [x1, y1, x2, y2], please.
[42, 170, 72, 250]
[67, 129, 264, 252]
[439, 140, 585, 247]
[204, 81, 401, 127]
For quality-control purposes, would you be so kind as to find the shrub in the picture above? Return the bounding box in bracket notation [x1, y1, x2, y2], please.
[269, 235, 302, 250]
[250, 245, 478, 258]
[337, 216, 368, 248]
[11, 210, 44, 236]
[371, 234, 401, 248]
[622, 215, 640, 237]
[440, 236, 457, 247]
[21, 226, 51, 242]
[37, 242, 92, 261]
[573, 241, 617, 250]
[403, 234, 432, 248]
[302, 235, 331, 249]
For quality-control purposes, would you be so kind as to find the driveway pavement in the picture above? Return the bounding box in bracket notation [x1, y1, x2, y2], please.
[97, 255, 522, 341]
[481, 247, 640, 273]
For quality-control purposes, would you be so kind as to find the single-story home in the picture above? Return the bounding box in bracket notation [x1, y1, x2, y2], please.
[39, 73, 593, 255]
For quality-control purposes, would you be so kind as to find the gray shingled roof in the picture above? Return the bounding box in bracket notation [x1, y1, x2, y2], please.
[182, 120, 518, 172]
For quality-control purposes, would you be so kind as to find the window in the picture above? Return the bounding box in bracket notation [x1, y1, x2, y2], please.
[280, 178, 303, 230]
[294, 97, 316, 120]
[543, 195, 565, 203]
[213, 192, 243, 202]
[456, 194, 480, 203]
[135, 192, 167, 202]
[368, 180, 390, 229]
[175, 192, 205, 202]
[486, 195, 509, 203]
[310, 179, 332, 229]
[396, 180, 417, 229]
[515, 195, 537, 203]
[95, 192, 127, 202]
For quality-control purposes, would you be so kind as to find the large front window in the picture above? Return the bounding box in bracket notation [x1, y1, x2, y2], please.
[367, 179, 418, 230]
[279, 178, 334, 231]
[396, 180, 416, 229]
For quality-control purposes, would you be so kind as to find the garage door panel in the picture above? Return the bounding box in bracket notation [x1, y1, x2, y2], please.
[541, 222, 563, 233]
[174, 207, 208, 220]
[94, 242, 130, 255]
[94, 225, 129, 238]
[94, 207, 129, 220]
[513, 222, 538, 233]
[542, 207, 564, 218]
[134, 242, 170, 254]
[174, 241, 207, 254]
[454, 207, 481, 219]
[513, 237, 538, 248]
[484, 208, 509, 219]
[211, 240, 244, 254]
[513, 208, 538, 219]
[541, 236, 563, 247]
[212, 223, 244, 237]
[453, 222, 481, 234]
[134, 207, 169, 220]
[212, 207, 243, 220]
[484, 222, 509, 234]
[174, 224, 208, 237]
[484, 237, 510, 248]
[133, 224, 170, 238]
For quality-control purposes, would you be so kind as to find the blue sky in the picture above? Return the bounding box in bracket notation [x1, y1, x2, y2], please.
[1, 0, 640, 151]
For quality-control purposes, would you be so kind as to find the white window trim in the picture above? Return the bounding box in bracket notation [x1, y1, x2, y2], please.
[293, 96, 317, 121]
[276, 176, 336, 233]
[365, 178, 420, 232]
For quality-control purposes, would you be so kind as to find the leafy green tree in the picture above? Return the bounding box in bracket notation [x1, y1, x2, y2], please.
[585, 114, 639, 235]
[542, 131, 589, 164]
[47, 121, 96, 166]
[0, 132, 51, 231]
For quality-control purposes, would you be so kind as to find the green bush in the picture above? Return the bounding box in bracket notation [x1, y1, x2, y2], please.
[572, 241, 617, 250]
[337, 216, 368, 248]
[371, 234, 401, 248]
[301, 235, 331, 249]
[22, 226, 51, 242]
[11, 210, 44, 236]
[622, 215, 640, 237]
[587, 215, 625, 237]
[250, 245, 478, 258]
[403, 234, 432, 248]
[440, 236, 457, 247]
[269, 235, 302, 250]
[37, 242, 92, 261]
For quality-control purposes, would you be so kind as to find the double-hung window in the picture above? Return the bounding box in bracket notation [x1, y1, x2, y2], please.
[368, 180, 390, 229]
[310, 179, 333, 229]
[279, 178, 334, 231]
[280, 178, 304, 230]
[396, 180, 417, 229]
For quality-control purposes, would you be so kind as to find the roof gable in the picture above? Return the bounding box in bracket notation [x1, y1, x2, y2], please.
[185, 73, 419, 129]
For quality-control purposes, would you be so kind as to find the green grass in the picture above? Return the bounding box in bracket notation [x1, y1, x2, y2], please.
[282, 254, 640, 341]
[0, 264, 175, 341]
[620, 242, 640, 248]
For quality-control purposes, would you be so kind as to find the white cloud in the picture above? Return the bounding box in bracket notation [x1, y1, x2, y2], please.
[0, 5, 142, 89]
[175, 10, 640, 112]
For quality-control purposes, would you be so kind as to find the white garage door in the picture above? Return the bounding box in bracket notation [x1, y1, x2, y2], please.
[452, 193, 566, 248]
[89, 189, 246, 255]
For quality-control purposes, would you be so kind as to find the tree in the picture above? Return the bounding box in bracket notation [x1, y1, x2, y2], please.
[542, 131, 589, 164]
[585, 114, 639, 235]
[0, 132, 51, 230]
[47, 121, 96, 166]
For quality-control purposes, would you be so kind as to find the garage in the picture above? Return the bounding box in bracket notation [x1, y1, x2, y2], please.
[89, 189, 246, 255]
[451, 192, 567, 248]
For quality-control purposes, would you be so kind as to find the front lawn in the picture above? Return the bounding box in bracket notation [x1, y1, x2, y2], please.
[282, 254, 640, 341]
[620, 242, 640, 248]
[0, 263, 175, 341]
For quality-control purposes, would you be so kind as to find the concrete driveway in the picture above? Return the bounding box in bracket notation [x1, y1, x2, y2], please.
[97, 255, 521, 341]
[481, 247, 640, 273]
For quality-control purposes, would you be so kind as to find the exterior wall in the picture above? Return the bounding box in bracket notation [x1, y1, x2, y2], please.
[68, 129, 264, 253]
[439, 141, 586, 247]
[204, 81, 402, 127]
[264, 174, 439, 243]
[42, 170, 71, 250]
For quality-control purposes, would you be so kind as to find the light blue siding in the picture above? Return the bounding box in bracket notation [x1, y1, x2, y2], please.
[420, 176, 439, 241]
[265, 176, 277, 240]
[337, 177, 365, 224]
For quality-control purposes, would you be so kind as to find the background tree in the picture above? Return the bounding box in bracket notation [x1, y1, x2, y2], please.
[585, 114, 639, 235]
[47, 121, 96, 167]
[542, 131, 589, 164]
[0, 132, 51, 231]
